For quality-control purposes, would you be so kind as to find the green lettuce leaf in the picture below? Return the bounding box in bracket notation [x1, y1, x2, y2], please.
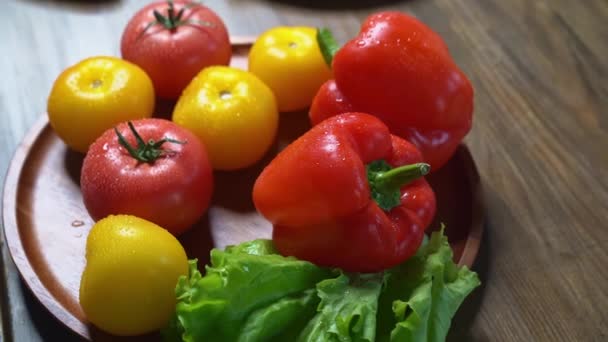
[376, 227, 481, 342]
[239, 289, 319, 342]
[163, 239, 335, 341]
[297, 272, 384, 342]
[163, 230, 480, 342]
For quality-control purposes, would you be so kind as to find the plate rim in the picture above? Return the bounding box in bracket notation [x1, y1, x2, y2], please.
[454, 142, 484, 269]
[2, 114, 91, 337]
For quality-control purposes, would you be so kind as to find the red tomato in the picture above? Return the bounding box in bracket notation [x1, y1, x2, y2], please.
[81, 118, 213, 236]
[120, 0, 231, 99]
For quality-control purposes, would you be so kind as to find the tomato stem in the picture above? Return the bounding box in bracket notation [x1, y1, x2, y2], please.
[138, 0, 215, 39]
[114, 122, 186, 163]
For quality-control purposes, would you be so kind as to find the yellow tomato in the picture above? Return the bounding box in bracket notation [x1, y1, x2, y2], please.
[79, 215, 188, 336]
[248, 26, 332, 112]
[172, 66, 278, 170]
[47, 56, 155, 153]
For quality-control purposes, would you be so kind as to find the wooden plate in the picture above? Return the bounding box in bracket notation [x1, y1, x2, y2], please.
[2, 37, 484, 341]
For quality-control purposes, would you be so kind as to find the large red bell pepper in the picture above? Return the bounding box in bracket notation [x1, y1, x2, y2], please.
[253, 113, 436, 272]
[311, 11, 474, 171]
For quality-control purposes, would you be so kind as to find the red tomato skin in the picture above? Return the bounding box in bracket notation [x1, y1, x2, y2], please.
[120, 0, 231, 99]
[81, 118, 213, 236]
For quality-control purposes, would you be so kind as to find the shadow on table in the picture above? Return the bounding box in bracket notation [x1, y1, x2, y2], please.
[446, 219, 491, 342]
[266, 0, 412, 10]
[20, 280, 83, 341]
[22, 0, 121, 12]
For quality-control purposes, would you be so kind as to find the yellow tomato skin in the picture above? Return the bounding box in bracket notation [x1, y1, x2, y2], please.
[172, 66, 279, 170]
[79, 215, 188, 336]
[47, 56, 155, 153]
[248, 26, 332, 112]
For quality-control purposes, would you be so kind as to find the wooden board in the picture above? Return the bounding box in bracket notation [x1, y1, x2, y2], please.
[2, 37, 484, 341]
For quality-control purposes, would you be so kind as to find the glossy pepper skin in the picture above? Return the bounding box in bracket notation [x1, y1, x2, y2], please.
[310, 11, 474, 171]
[253, 113, 436, 272]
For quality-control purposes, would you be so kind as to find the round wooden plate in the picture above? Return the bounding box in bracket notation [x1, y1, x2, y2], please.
[2, 37, 484, 341]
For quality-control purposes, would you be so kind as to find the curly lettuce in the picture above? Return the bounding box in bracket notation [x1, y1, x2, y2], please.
[162, 229, 480, 342]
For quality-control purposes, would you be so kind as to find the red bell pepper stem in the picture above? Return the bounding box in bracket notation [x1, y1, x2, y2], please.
[317, 28, 340, 66]
[367, 160, 430, 211]
[376, 162, 430, 189]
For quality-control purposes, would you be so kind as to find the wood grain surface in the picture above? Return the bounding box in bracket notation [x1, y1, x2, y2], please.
[1, 0, 607, 341]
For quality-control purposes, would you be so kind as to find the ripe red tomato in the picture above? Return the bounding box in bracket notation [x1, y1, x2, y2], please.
[81, 118, 213, 236]
[120, 0, 231, 99]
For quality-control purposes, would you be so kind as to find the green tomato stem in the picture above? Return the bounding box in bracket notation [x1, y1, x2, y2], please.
[140, 0, 213, 39]
[114, 121, 186, 164]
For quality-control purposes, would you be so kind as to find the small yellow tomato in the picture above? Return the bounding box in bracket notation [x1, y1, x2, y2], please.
[172, 66, 279, 170]
[47, 56, 155, 153]
[248, 26, 333, 112]
[79, 215, 188, 336]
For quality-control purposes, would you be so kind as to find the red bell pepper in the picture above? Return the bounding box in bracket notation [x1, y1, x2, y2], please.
[311, 11, 474, 171]
[253, 113, 436, 272]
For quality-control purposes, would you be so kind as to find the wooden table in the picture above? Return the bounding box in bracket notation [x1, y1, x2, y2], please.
[1, 0, 606, 341]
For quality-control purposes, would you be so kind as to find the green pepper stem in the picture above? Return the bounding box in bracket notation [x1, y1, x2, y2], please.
[316, 27, 340, 67]
[375, 163, 430, 190]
